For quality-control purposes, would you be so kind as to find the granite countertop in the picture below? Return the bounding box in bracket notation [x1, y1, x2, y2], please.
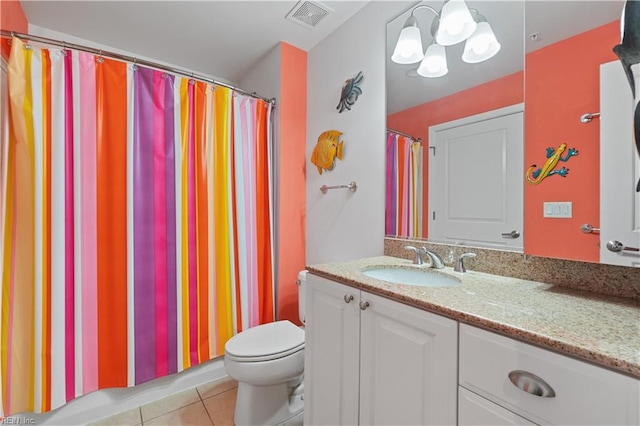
[306, 256, 640, 379]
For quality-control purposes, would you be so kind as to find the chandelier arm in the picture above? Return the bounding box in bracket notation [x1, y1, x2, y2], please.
[410, 5, 441, 38]
[468, 9, 487, 23]
[410, 4, 441, 19]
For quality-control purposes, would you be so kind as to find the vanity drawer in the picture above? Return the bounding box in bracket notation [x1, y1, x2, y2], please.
[459, 324, 640, 425]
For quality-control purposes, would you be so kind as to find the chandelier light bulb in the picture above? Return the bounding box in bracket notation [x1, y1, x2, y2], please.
[436, 0, 477, 46]
[462, 21, 501, 63]
[417, 44, 448, 78]
[391, 17, 425, 64]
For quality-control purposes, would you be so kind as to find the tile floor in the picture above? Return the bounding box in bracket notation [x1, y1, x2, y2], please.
[89, 377, 238, 426]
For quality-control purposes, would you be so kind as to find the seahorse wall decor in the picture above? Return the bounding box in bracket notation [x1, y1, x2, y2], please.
[526, 143, 579, 185]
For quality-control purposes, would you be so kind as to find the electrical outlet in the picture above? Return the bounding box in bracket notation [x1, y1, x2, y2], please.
[543, 202, 572, 218]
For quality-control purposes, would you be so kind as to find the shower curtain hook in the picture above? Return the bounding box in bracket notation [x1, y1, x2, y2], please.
[132, 57, 138, 72]
[189, 72, 195, 85]
[96, 50, 104, 64]
[61, 41, 68, 55]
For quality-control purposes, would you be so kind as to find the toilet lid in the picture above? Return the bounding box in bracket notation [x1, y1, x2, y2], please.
[225, 320, 304, 361]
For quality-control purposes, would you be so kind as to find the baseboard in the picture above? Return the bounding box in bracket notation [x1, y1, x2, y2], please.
[13, 357, 227, 425]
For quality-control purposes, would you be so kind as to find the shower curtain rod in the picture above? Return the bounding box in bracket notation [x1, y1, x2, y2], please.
[0, 30, 276, 106]
[387, 127, 422, 143]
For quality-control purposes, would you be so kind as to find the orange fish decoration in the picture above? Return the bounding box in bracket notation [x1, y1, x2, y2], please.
[311, 130, 344, 174]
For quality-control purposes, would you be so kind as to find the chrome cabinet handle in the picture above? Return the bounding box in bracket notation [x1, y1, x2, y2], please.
[344, 294, 354, 303]
[508, 370, 556, 398]
[606, 240, 640, 253]
[501, 230, 520, 239]
[581, 224, 600, 234]
[359, 301, 370, 310]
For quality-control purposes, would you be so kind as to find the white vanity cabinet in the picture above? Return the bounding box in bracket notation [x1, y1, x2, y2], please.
[459, 324, 640, 425]
[304, 274, 458, 425]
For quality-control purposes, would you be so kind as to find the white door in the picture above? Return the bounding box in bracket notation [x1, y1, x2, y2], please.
[304, 275, 360, 426]
[429, 105, 524, 250]
[600, 61, 640, 267]
[359, 292, 458, 425]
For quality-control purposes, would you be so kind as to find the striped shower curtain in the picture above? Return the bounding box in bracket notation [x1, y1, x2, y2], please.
[385, 131, 423, 238]
[0, 37, 274, 416]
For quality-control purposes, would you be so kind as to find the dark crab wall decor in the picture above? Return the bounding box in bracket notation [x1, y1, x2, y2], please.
[336, 71, 364, 113]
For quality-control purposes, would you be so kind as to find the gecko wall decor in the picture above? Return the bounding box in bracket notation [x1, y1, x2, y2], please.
[526, 143, 579, 185]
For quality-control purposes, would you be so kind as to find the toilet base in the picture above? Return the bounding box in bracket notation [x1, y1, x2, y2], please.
[277, 410, 303, 426]
[234, 380, 304, 426]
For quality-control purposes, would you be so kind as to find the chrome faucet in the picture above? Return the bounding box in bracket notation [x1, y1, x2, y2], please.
[404, 245, 425, 265]
[404, 246, 445, 269]
[455, 252, 477, 273]
[422, 248, 445, 269]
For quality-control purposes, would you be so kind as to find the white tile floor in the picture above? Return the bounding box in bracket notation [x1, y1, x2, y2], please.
[89, 378, 238, 426]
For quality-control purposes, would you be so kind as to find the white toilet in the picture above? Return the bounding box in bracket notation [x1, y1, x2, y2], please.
[224, 270, 307, 426]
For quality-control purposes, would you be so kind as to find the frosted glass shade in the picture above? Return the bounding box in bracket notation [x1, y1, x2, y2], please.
[392, 25, 425, 64]
[462, 22, 501, 63]
[436, 0, 477, 46]
[417, 44, 448, 78]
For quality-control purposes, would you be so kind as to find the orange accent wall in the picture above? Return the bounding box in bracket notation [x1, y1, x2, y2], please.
[524, 21, 618, 262]
[1, 0, 28, 58]
[387, 71, 524, 238]
[278, 42, 306, 324]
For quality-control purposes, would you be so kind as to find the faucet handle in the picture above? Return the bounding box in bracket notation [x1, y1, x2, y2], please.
[420, 247, 446, 269]
[455, 252, 477, 273]
[404, 246, 423, 265]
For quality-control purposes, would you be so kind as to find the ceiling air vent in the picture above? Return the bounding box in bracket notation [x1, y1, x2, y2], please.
[285, 1, 332, 30]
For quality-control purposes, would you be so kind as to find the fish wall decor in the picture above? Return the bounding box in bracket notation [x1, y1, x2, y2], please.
[311, 130, 344, 174]
[337, 71, 364, 113]
[613, 0, 640, 191]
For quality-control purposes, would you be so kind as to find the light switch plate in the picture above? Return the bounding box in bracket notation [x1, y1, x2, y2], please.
[543, 202, 572, 218]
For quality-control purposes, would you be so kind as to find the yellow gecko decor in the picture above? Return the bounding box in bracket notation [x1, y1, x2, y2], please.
[310, 130, 344, 174]
[526, 143, 579, 185]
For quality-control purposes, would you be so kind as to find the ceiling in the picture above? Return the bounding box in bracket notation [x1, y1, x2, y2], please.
[18, 0, 627, 114]
[386, 0, 626, 114]
[20, 1, 369, 85]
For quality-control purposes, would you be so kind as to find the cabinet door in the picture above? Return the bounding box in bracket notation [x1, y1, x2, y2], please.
[459, 387, 535, 426]
[460, 324, 640, 425]
[304, 275, 360, 426]
[359, 292, 458, 425]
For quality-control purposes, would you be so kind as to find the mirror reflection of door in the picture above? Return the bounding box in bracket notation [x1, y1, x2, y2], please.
[429, 105, 524, 250]
[600, 61, 640, 267]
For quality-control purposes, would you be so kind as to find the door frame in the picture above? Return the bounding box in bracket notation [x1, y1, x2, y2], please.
[428, 103, 524, 139]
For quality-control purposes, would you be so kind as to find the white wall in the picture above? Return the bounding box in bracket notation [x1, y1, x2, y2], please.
[240, 44, 282, 102]
[306, 1, 413, 264]
[28, 24, 239, 87]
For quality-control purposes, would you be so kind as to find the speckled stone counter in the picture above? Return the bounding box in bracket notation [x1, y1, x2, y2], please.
[306, 256, 640, 379]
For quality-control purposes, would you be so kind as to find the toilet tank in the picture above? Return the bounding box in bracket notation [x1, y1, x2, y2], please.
[297, 270, 307, 324]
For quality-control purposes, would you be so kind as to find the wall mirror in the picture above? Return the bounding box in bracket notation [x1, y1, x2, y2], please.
[386, 0, 634, 266]
[386, 0, 525, 249]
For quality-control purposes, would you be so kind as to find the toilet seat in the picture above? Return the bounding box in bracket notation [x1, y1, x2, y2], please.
[225, 320, 305, 362]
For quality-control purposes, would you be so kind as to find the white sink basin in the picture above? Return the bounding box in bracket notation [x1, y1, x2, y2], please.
[361, 267, 460, 287]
